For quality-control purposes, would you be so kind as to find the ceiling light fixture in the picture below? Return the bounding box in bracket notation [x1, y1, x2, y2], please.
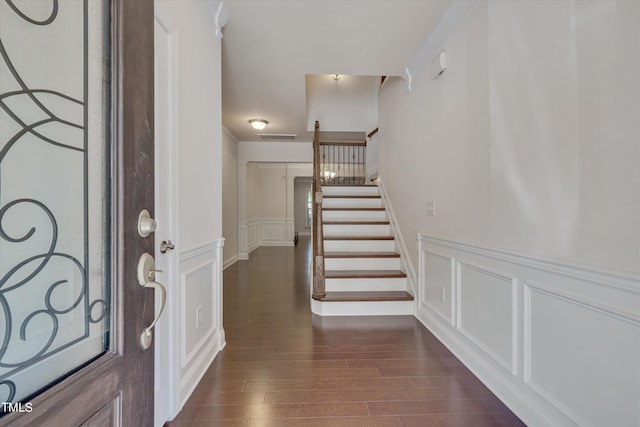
[332, 74, 341, 81]
[248, 119, 268, 130]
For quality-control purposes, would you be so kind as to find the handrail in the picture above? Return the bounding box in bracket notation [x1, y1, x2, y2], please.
[367, 127, 379, 139]
[312, 121, 326, 299]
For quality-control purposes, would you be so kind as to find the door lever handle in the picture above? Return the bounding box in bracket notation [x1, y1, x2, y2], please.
[160, 240, 175, 254]
[137, 253, 167, 350]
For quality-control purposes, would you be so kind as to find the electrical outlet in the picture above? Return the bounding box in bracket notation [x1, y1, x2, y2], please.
[196, 306, 202, 328]
[426, 201, 436, 216]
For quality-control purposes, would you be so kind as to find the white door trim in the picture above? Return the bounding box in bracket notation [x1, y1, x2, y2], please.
[153, 8, 180, 427]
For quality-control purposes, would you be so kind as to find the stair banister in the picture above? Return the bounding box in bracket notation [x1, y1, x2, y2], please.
[312, 121, 326, 299]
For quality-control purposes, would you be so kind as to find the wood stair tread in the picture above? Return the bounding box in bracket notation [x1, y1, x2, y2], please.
[324, 252, 400, 258]
[323, 207, 385, 211]
[325, 269, 407, 279]
[323, 235, 394, 241]
[323, 195, 381, 199]
[322, 184, 376, 187]
[314, 291, 414, 302]
[323, 220, 390, 225]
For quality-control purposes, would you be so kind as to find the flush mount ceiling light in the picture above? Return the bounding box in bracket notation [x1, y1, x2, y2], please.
[249, 119, 268, 130]
[332, 74, 341, 81]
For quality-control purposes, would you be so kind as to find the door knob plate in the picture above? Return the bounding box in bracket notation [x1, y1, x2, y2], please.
[137, 209, 157, 237]
[137, 252, 166, 350]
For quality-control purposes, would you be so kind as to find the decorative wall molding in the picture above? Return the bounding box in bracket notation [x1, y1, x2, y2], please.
[456, 260, 517, 375]
[378, 180, 417, 296]
[246, 219, 260, 252]
[419, 249, 454, 325]
[244, 218, 295, 251]
[180, 259, 217, 368]
[416, 234, 640, 427]
[180, 239, 223, 262]
[179, 328, 225, 408]
[223, 254, 239, 270]
[177, 238, 225, 413]
[238, 220, 249, 259]
[202, 0, 229, 39]
[402, 0, 480, 90]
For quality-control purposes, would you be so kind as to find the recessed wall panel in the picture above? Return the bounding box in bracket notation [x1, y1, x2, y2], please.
[181, 261, 215, 368]
[458, 262, 514, 373]
[525, 285, 640, 427]
[422, 250, 453, 324]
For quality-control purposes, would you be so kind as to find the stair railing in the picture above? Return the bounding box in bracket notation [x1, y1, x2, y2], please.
[312, 121, 326, 299]
[319, 139, 366, 186]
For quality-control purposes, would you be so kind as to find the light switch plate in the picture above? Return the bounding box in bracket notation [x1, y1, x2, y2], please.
[426, 201, 435, 216]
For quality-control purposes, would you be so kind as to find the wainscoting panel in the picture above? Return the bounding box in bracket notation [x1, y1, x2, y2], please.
[247, 220, 259, 252]
[177, 239, 226, 409]
[260, 219, 287, 245]
[524, 283, 640, 427]
[181, 260, 215, 368]
[245, 218, 295, 249]
[417, 234, 640, 427]
[457, 261, 516, 375]
[420, 250, 454, 324]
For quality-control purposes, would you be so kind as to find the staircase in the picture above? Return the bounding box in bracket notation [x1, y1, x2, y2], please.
[310, 183, 414, 316]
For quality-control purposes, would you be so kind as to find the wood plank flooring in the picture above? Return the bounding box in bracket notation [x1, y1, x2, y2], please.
[166, 237, 526, 426]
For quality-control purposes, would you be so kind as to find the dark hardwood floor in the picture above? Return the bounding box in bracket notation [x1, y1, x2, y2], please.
[167, 237, 525, 426]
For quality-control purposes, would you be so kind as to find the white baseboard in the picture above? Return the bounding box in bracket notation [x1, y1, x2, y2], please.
[223, 254, 238, 269]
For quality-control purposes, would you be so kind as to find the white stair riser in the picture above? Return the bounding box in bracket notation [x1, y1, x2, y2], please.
[322, 186, 379, 196]
[324, 257, 401, 270]
[324, 224, 391, 235]
[325, 277, 407, 292]
[322, 198, 383, 208]
[311, 299, 414, 316]
[322, 210, 387, 221]
[324, 239, 396, 252]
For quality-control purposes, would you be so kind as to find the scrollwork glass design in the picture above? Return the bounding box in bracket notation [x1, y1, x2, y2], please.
[0, 0, 110, 410]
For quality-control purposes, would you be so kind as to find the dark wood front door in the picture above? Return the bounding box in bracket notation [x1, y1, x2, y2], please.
[0, 0, 155, 425]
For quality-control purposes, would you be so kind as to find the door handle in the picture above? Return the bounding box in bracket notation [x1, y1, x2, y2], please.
[137, 253, 166, 350]
[160, 240, 175, 254]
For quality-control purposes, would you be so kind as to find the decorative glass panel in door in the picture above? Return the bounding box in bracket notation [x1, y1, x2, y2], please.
[1, 0, 111, 409]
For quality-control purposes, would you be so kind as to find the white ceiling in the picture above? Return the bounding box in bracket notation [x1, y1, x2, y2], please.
[221, 0, 450, 142]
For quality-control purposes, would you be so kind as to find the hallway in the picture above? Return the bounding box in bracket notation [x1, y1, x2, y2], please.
[167, 238, 525, 426]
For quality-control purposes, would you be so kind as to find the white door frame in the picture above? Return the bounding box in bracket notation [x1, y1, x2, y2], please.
[153, 9, 180, 427]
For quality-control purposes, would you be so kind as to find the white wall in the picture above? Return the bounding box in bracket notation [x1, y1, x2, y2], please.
[379, 0, 640, 276]
[378, 1, 640, 426]
[222, 127, 238, 267]
[306, 74, 379, 132]
[154, 0, 225, 421]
